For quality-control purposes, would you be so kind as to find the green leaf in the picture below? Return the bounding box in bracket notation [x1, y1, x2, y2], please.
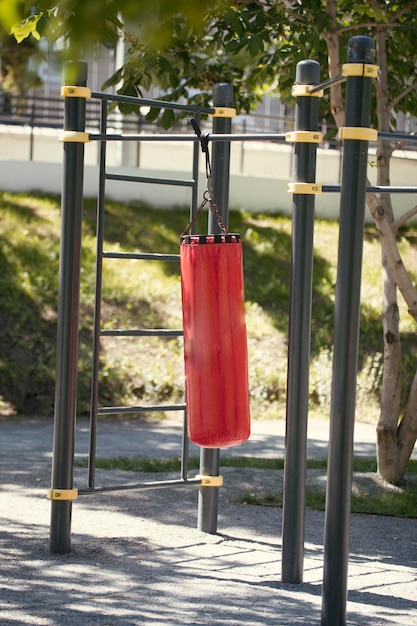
[144, 57, 158, 73]
[223, 7, 238, 26]
[145, 106, 161, 123]
[160, 108, 175, 130]
[117, 83, 141, 115]
[158, 55, 178, 87]
[11, 15, 42, 43]
[225, 39, 243, 53]
[102, 68, 124, 91]
[248, 35, 263, 56]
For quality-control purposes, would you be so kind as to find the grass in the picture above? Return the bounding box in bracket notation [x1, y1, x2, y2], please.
[75, 454, 417, 517]
[238, 484, 417, 518]
[75, 454, 284, 472]
[75, 455, 417, 473]
[350, 488, 417, 517]
[1, 190, 417, 420]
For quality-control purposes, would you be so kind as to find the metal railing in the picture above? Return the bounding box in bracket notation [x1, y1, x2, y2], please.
[0, 90, 337, 140]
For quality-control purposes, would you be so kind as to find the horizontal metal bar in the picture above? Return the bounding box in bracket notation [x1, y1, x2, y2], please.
[322, 185, 417, 194]
[100, 329, 183, 337]
[97, 403, 186, 415]
[105, 172, 196, 188]
[378, 131, 417, 142]
[91, 91, 215, 114]
[230, 133, 287, 141]
[322, 185, 341, 192]
[308, 74, 346, 93]
[366, 185, 417, 194]
[90, 132, 287, 142]
[103, 252, 180, 261]
[0, 119, 64, 129]
[78, 477, 201, 495]
[91, 133, 197, 142]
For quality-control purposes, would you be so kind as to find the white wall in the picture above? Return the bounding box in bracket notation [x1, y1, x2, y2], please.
[0, 126, 416, 222]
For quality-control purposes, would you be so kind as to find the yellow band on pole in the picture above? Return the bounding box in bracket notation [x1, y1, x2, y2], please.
[47, 488, 78, 501]
[61, 86, 92, 98]
[209, 107, 236, 118]
[339, 127, 378, 141]
[197, 474, 224, 487]
[291, 85, 324, 98]
[342, 63, 378, 78]
[59, 131, 91, 143]
[288, 182, 323, 194]
[285, 131, 323, 144]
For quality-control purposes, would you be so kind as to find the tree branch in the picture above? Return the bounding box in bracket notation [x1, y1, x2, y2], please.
[389, 81, 417, 111]
[396, 366, 417, 469]
[394, 205, 417, 232]
[387, 1, 416, 23]
[323, 0, 345, 127]
[367, 191, 417, 322]
[338, 22, 402, 35]
[336, 0, 415, 36]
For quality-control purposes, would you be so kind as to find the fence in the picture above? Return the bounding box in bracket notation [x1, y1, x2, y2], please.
[0, 90, 299, 135]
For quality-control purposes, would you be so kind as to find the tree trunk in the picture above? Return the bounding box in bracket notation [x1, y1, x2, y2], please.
[370, 25, 402, 478]
[323, 3, 417, 481]
[371, 18, 417, 482]
[324, 0, 345, 128]
[376, 203, 402, 481]
[368, 185, 417, 481]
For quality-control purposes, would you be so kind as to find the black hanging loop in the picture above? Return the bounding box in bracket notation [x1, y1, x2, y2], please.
[190, 117, 212, 191]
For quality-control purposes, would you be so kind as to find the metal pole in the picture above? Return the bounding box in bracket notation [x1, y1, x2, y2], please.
[49, 61, 87, 554]
[29, 102, 35, 161]
[197, 83, 233, 534]
[190, 111, 201, 228]
[88, 98, 108, 490]
[282, 60, 320, 583]
[180, 112, 201, 484]
[208, 83, 233, 232]
[321, 36, 375, 626]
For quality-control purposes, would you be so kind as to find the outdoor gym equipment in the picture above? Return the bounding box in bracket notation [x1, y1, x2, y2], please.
[48, 35, 417, 626]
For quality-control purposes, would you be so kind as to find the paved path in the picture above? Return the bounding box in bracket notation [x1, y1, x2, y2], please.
[1, 417, 416, 625]
[0, 416, 384, 471]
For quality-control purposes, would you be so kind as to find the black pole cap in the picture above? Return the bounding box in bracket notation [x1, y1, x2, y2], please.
[295, 60, 321, 85]
[347, 36, 375, 63]
[64, 61, 88, 86]
[213, 83, 234, 107]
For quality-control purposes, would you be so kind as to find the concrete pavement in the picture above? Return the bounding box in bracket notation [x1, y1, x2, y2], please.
[1, 416, 416, 625]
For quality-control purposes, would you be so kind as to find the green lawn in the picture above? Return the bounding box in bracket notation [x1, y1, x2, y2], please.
[1, 190, 416, 422]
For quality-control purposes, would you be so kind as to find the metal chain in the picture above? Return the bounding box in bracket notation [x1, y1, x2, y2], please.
[181, 119, 227, 237]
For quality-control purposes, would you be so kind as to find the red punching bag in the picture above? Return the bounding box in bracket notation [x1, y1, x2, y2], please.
[180, 233, 250, 448]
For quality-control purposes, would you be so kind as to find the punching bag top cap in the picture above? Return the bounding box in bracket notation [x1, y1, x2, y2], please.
[347, 36, 375, 64]
[181, 234, 241, 245]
